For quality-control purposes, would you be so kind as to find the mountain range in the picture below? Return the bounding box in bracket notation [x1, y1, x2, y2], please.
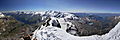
[0, 11, 120, 40]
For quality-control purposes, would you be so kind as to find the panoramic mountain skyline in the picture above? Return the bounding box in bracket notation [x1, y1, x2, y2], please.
[0, 0, 120, 13]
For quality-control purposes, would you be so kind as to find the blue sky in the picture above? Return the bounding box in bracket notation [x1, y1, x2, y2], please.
[0, 0, 120, 13]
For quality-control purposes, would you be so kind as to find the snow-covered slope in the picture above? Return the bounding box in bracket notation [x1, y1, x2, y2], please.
[31, 11, 120, 40]
[101, 22, 120, 40]
[32, 22, 120, 40]
[40, 17, 77, 35]
[0, 12, 5, 18]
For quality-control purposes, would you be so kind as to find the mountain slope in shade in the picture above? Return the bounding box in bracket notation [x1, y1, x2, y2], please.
[0, 15, 33, 40]
[32, 22, 120, 40]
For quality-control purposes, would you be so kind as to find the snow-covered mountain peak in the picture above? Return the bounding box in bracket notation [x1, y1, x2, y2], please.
[0, 12, 5, 18]
[3, 11, 78, 20]
[45, 10, 59, 13]
[34, 11, 78, 20]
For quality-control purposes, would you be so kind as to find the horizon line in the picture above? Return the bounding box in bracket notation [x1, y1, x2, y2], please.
[0, 10, 120, 13]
